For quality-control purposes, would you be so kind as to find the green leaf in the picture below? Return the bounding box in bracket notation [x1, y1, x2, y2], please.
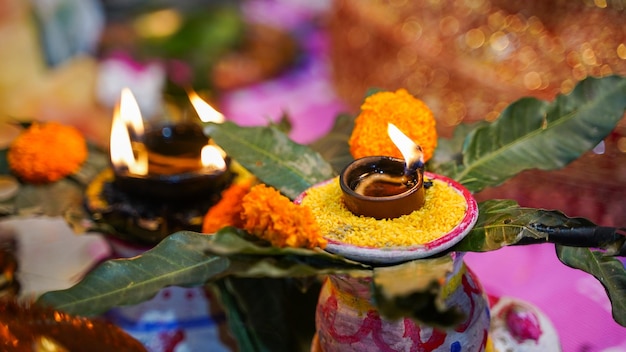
[447, 75, 626, 192]
[38, 231, 232, 316]
[452, 199, 596, 252]
[38, 229, 366, 316]
[270, 111, 293, 135]
[211, 280, 262, 352]
[14, 180, 85, 216]
[142, 6, 245, 89]
[202, 228, 368, 277]
[155, 7, 243, 59]
[308, 113, 355, 174]
[68, 144, 110, 187]
[365, 87, 385, 98]
[556, 246, 626, 327]
[0, 149, 8, 175]
[429, 121, 487, 175]
[205, 122, 335, 199]
[372, 256, 465, 327]
[214, 277, 319, 352]
[454, 201, 626, 327]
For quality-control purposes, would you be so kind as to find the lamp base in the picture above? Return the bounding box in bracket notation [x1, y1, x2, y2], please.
[85, 168, 234, 245]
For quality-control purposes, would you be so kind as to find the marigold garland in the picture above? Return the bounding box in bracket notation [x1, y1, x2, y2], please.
[349, 89, 438, 162]
[241, 184, 327, 249]
[202, 181, 252, 234]
[8, 122, 88, 184]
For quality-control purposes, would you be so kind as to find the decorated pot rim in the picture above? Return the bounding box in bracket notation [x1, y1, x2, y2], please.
[295, 171, 478, 264]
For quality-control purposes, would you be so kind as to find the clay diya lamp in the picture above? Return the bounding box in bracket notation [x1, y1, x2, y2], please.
[297, 123, 478, 264]
[86, 88, 234, 246]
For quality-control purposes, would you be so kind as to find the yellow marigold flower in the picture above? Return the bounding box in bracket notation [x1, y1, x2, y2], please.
[241, 184, 327, 249]
[349, 89, 438, 162]
[8, 122, 87, 184]
[202, 181, 252, 234]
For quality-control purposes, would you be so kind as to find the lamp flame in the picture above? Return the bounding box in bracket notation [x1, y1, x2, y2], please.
[201, 145, 227, 171]
[110, 88, 148, 175]
[188, 90, 225, 123]
[119, 87, 145, 136]
[387, 123, 424, 174]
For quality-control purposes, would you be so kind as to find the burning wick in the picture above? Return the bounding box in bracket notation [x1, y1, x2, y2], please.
[387, 123, 424, 176]
[353, 124, 424, 198]
[110, 88, 148, 175]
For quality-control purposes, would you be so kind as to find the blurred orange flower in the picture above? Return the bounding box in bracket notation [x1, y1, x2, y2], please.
[202, 181, 252, 234]
[8, 122, 87, 183]
[349, 89, 437, 162]
[241, 184, 327, 249]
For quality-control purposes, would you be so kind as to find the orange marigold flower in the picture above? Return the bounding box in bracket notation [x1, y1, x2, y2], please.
[202, 181, 252, 234]
[349, 89, 438, 162]
[241, 184, 327, 249]
[8, 122, 87, 183]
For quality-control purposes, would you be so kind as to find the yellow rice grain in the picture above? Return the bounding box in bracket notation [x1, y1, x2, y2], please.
[301, 177, 467, 248]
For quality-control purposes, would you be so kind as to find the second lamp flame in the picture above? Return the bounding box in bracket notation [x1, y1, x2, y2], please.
[189, 89, 228, 170]
[189, 90, 225, 123]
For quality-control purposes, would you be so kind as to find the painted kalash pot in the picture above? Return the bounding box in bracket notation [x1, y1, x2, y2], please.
[295, 93, 558, 351]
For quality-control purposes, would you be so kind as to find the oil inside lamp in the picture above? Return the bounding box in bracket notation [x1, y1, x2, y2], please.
[340, 123, 425, 219]
[110, 88, 232, 199]
[353, 124, 425, 198]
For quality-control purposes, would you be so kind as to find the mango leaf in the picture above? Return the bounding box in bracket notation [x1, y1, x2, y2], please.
[14, 180, 85, 216]
[429, 121, 487, 175]
[68, 144, 110, 187]
[444, 75, 626, 193]
[270, 111, 294, 136]
[453, 199, 600, 252]
[372, 255, 465, 327]
[211, 280, 262, 352]
[204, 122, 335, 199]
[454, 201, 626, 327]
[556, 246, 626, 327]
[38, 232, 231, 316]
[0, 149, 8, 175]
[38, 229, 367, 316]
[214, 277, 319, 352]
[308, 113, 355, 173]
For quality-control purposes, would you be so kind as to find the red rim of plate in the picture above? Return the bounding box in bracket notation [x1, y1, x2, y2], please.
[294, 172, 478, 265]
